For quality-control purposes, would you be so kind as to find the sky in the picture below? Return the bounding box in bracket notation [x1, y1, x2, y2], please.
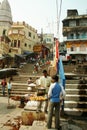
[1, 0, 87, 41]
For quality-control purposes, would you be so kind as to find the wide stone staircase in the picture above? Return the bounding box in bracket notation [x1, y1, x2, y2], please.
[64, 75, 87, 118]
[0, 74, 39, 96]
[0, 71, 87, 119]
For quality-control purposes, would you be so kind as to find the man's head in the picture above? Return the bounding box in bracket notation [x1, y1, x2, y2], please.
[51, 75, 59, 83]
[42, 70, 48, 77]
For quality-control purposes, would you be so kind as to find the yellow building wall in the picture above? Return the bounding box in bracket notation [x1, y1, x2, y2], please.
[0, 41, 9, 55]
[8, 22, 39, 56]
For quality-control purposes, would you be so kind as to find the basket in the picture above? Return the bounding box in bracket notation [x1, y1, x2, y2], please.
[37, 88, 46, 96]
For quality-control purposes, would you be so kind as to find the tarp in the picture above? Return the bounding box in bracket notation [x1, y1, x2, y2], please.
[23, 51, 33, 55]
[58, 58, 66, 111]
[58, 58, 66, 88]
[15, 54, 26, 58]
[0, 68, 18, 79]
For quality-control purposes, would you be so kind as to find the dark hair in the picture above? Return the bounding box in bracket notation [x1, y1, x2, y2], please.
[42, 70, 47, 73]
[52, 75, 59, 82]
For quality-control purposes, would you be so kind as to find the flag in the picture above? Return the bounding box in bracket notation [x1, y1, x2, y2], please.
[55, 39, 59, 63]
[56, 39, 59, 74]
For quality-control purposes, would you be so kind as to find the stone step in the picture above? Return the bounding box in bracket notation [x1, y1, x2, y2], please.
[0, 71, 87, 118]
[64, 101, 87, 108]
[12, 86, 29, 89]
[0, 90, 34, 96]
[64, 108, 87, 117]
[65, 94, 87, 101]
[66, 80, 80, 84]
[13, 75, 40, 78]
[66, 89, 87, 94]
[65, 84, 87, 89]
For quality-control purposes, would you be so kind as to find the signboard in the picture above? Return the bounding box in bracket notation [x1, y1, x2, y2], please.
[33, 45, 42, 52]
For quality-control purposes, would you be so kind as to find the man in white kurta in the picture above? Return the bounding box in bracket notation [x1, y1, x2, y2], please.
[36, 70, 51, 113]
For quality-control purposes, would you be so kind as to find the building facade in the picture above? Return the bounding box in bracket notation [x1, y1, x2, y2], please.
[62, 9, 87, 62]
[8, 21, 39, 57]
[0, 0, 55, 61]
[0, 0, 39, 58]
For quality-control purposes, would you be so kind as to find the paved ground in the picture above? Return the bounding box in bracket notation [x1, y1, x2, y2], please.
[0, 97, 87, 130]
[0, 63, 87, 130]
[0, 97, 22, 121]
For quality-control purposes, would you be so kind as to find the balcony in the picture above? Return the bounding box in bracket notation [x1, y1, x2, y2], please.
[68, 51, 87, 55]
[8, 30, 25, 36]
[63, 26, 87, 36]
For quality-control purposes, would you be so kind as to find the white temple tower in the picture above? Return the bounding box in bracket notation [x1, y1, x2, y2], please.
[0, 0, 12, 36]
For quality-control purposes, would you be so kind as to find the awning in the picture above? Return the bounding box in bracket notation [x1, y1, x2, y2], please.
[2, 54, 12, 58]
[23, 51, 33, 55]
[23, 51, 38, 58]
[15, 54, 26, 58]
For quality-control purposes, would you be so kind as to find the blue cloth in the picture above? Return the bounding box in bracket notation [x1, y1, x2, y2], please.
[58, 58, 66, 110]
[58, 58, 66, 88]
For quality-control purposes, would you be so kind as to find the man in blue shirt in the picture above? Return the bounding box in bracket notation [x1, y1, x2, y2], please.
[47, 75, 62, 130]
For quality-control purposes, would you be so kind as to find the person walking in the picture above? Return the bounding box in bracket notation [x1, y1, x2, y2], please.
[36, 69, 51, 113]
[1, 77, 7, 96]
[7, 79, 12, 96]
[47, 75, 62, 130]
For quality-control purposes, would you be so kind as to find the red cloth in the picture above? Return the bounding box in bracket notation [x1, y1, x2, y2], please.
[56, 40, 59, 62]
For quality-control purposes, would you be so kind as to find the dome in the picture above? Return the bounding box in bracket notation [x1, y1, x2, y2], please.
[1, 0, 11, 11]
[0, 0, 12, 23]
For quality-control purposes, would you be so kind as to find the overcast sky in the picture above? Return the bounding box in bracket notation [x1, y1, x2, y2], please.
[1, 0, 87, 41]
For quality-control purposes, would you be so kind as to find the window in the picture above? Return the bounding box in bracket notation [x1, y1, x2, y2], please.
[80, 44, 86, 51]
[80, 19, 87, 26]
[70, 33, 74, 39]
[69, 20, 76, 27]
[14, 40, 17, 47]
[71, 46, 74, 51]
[9, 49, 11, 53]
[76, 33, 79, 39]
[47, 38, 51, 42]
[29, 45, 31, 48]
[29, 32, 31, 37]
[18, 40, 20, 48]
[33, 35, 35, 39]
[11, 40, 13, 47]
[24, 43, 27, 47]
[71, 46, 76, 51]
[81, 32, 86, 39]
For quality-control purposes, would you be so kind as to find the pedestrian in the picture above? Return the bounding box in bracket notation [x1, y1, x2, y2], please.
[47, 75, 62, 130]
[7, 79, 12, 96]
[36, 69, 51, 113]
[34, 64, 38, 73]
[1, 77, 7, 96]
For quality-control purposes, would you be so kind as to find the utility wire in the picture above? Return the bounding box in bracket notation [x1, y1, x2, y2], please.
[56, 0, 62, 39]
